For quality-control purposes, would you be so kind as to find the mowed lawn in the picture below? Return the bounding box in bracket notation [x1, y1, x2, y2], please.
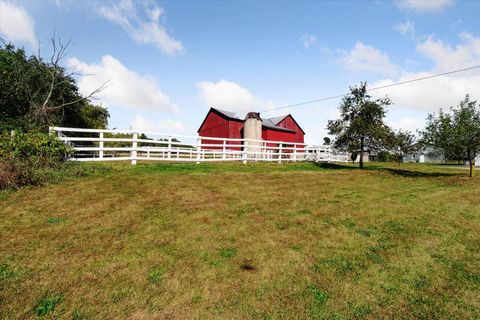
[1, 162, 479, 319]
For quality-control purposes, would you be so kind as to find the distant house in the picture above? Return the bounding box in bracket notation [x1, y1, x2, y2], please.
[476, 155, 480, 166]
[403, 146, 445, 163]
[354, 150, 377, 163]
[197, 108, 305, 150]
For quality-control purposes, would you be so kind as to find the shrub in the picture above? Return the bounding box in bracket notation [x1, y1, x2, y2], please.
[0, 130, 70, 189]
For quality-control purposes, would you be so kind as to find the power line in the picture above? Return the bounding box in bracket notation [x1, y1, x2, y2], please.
[260, 65, 480, 113]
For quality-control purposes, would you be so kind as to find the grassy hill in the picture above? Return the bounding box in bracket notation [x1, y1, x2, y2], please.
[0, 162, 479, 319]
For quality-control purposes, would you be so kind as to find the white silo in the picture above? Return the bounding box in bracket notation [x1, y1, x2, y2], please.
[244, 112, 263, 159]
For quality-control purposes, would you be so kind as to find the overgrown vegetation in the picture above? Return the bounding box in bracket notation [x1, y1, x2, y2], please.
[0, 131, 111, 190]
[0, 131, 70, 189]
[0, 162, 478, 318]
[0, 38, 110, 189]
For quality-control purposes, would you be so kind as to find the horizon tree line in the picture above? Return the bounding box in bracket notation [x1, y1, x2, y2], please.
[326, 82, 480, 177]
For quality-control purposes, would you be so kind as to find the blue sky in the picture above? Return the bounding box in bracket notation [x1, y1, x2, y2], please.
[1, 0, 480, 143]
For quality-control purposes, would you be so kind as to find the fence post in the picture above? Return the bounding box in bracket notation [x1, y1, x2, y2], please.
[293, 143, 297, 162]
[168, 136, 172, 160]
[131, 132, 138, 165]
[243, 140, 248, 164]
[278, 142, 283, 163]
[223, 140, 227, 160]
[99, 132, 104, 159]
[196, 138, 201, 164]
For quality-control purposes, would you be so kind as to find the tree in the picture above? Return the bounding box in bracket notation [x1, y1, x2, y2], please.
[450, 96, 480, 177]
[323, 137, 331, 145]
[0, 36, 108, 132]
[327, 82, 391, 168]
[421, 95, 480, 177]
[421, 110, 457, 161]
[389, 130, 418, 165]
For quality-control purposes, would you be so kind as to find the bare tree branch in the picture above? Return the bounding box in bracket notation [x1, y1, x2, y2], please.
[27, 31, 108, 128]
[44, 81, 110, 111]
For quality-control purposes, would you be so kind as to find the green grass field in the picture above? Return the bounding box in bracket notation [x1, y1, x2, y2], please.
[1, 162, 479, 319]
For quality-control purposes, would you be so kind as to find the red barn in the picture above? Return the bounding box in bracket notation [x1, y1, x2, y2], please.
[197, 108, 305, 150]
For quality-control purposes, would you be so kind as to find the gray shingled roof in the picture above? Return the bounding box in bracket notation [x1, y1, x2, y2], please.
[265, 115, 288, 125]
[214, 108, 242, 120]
[211, 107, 294, 132]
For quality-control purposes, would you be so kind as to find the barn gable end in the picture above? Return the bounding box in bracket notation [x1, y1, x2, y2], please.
[273, 115, 305, 135]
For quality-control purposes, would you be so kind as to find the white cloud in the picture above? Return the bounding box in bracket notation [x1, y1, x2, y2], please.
[372, 72, 480, 112]
[68, 55, 179, 113]
[97, 0, 183, 56]
[339, 42, 400, 77]
[394, 20, 415, 37]
[148, 7, 164, 23]
[416, 32, 480, 71]
[396, 0, 455, 13]
[387, 116, 424, 132]
[197, 80, 274, 114]
[300, 33, 317, 49]
[0, 1, 37, 48]
[130, 115, 186, 133]
[371, 33, 480, 112]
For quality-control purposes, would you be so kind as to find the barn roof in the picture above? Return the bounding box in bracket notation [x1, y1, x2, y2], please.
[262, 117, 295, 133]
[265, 115, 288, 126]
[214, 108, 242, 120]
[197, 107, 243, 132]
[263, 114, 306, 134]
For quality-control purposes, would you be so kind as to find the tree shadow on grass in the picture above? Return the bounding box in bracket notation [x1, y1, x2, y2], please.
[314, 162, 461, 178]
[314, 162, 354, 170]
[379, 168, 457, 178]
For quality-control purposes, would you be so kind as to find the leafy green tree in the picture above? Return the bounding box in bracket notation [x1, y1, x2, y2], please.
[62, 101, 110, 129]
[0, 38, 108, 132]
[327, 82, 391, 168]
[323, 137, 331, 145]
[421, 110, 456, 161]
[421, 95, 480, 177]
[388, 130, 418, 165]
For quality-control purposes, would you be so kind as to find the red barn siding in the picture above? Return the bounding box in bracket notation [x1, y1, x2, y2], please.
[262, 128, 302, 153]
[262, 128, 295, 143]
[275, 115, 305, 144]
[198, 110, 243, 150]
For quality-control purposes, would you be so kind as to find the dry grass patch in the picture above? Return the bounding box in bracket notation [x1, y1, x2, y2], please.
[0, 162, 479, 319]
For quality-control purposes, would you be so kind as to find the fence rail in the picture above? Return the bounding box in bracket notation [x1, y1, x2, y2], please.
[50, 126, 350, 164]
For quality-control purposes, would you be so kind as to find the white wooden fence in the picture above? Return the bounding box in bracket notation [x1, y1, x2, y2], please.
[50, 127, 349, 164]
